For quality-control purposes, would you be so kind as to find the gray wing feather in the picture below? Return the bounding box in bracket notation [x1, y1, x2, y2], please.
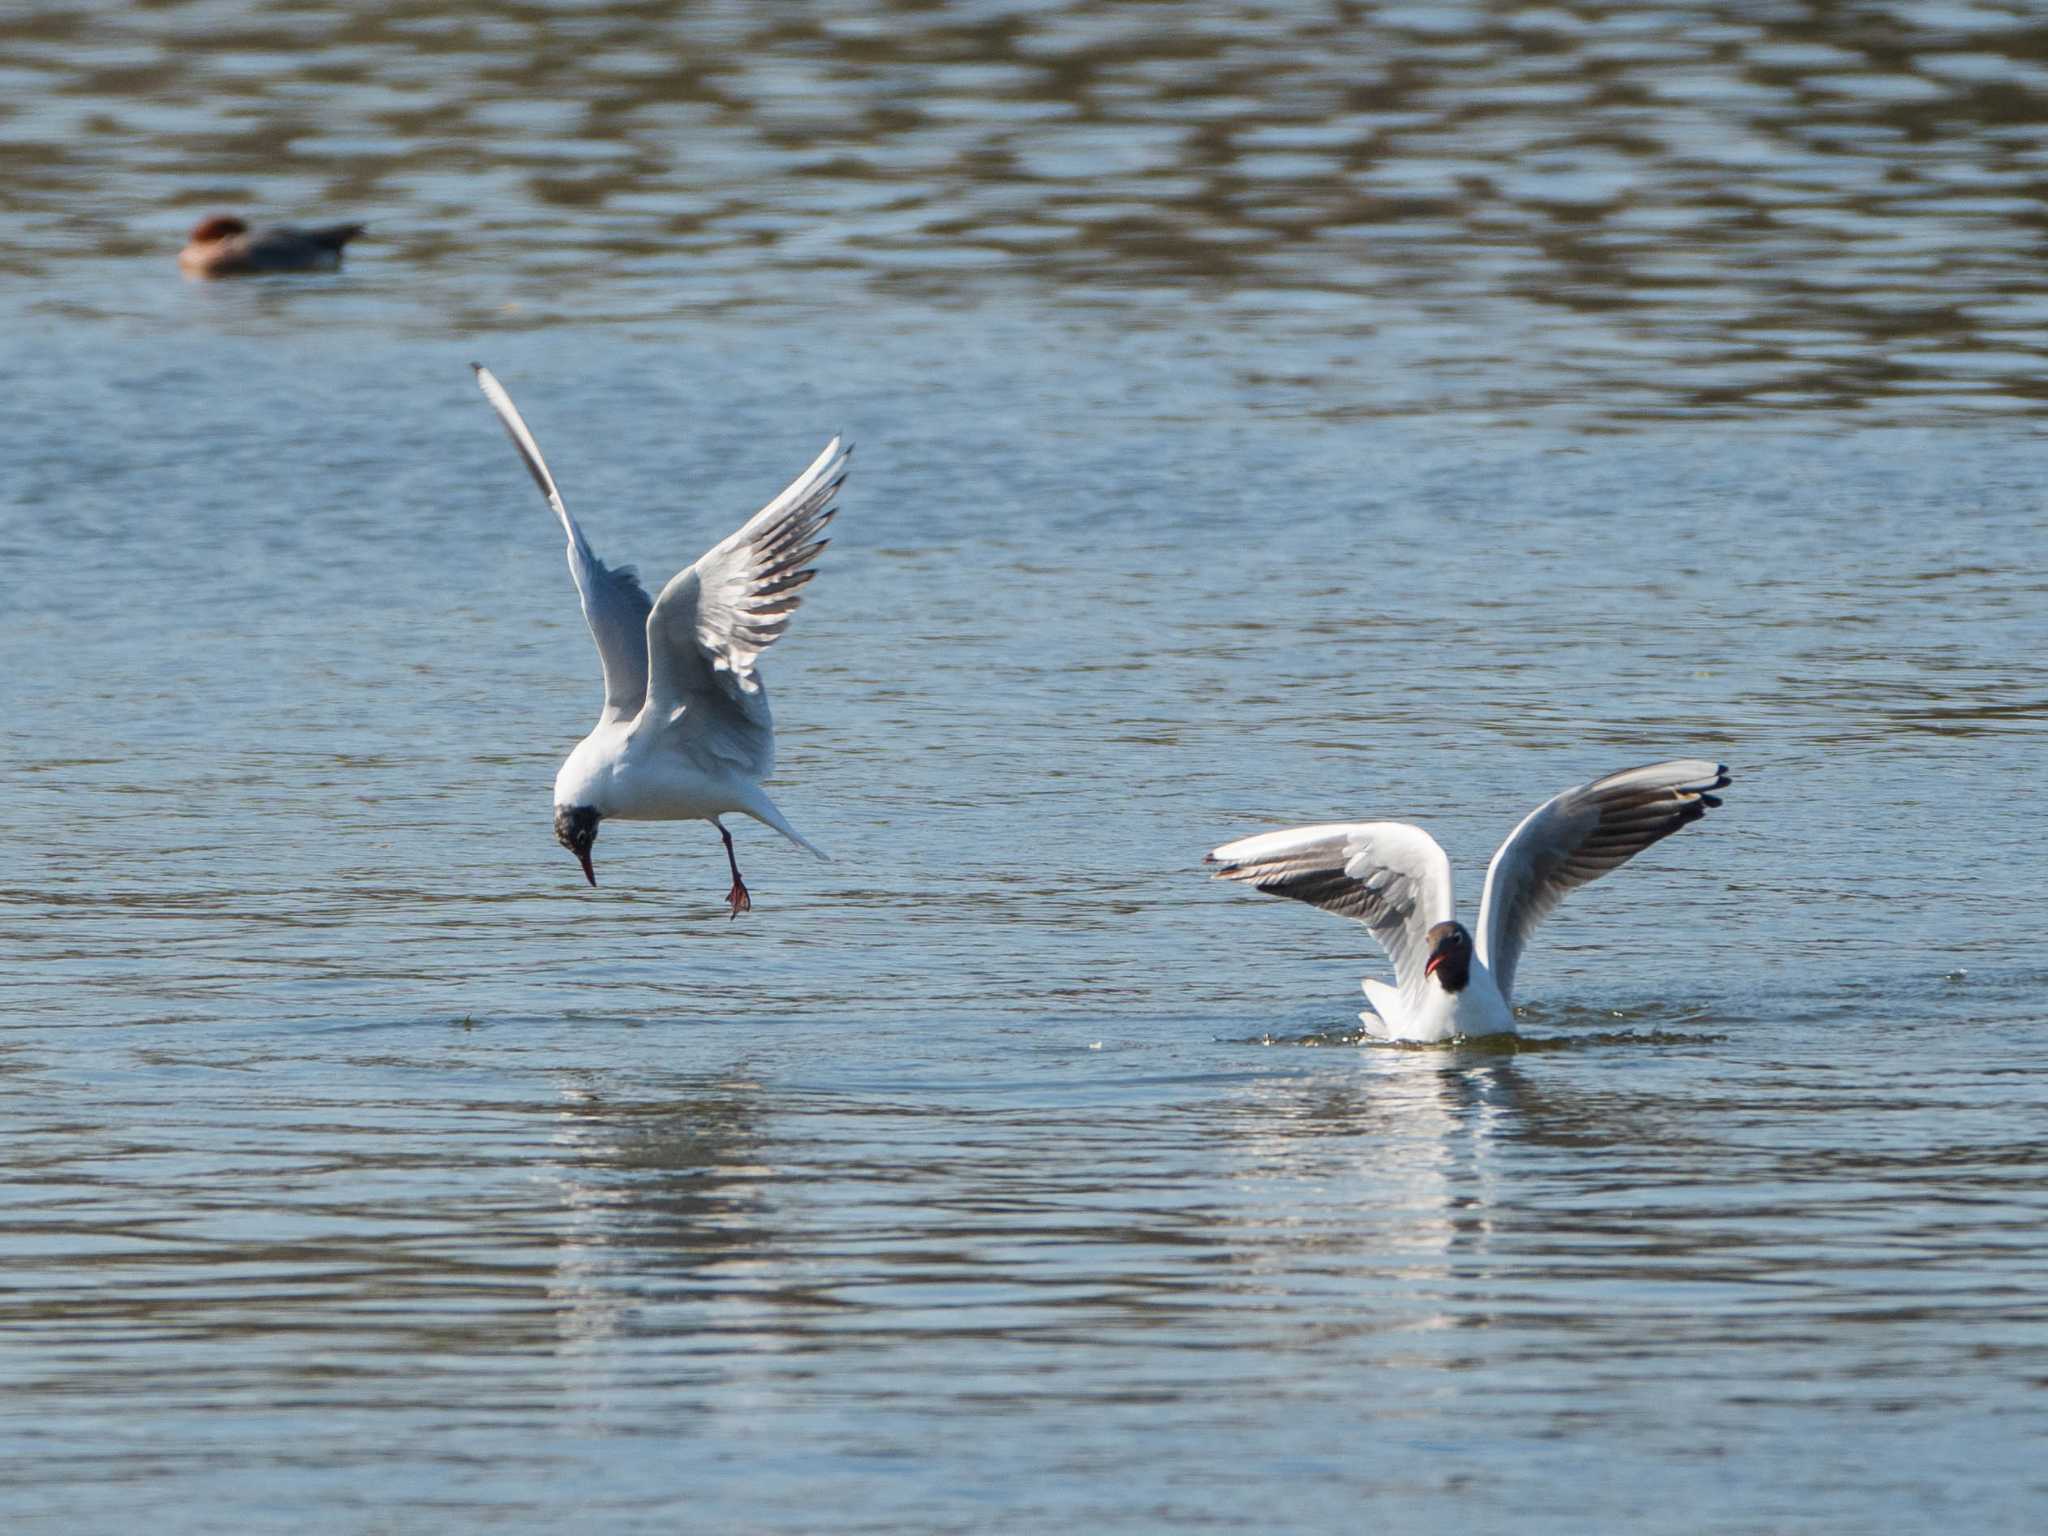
[252, 224, 363, 260]
[645, 437, 849, 779]
[1207, 822, 1455, 1003]
[1476, 758, 1731, 1002]
[474, 366, 652, 725]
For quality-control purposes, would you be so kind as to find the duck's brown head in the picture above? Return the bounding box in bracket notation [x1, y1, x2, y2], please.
[187, 215, 249, 243]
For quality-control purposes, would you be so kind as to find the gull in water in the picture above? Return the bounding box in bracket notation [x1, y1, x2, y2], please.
[1206, 759, 1731, 1042]
[178, 215, 365, 277]
[474, 365, 847, 916]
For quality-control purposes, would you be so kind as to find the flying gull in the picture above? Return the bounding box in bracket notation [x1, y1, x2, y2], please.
[474, 365, 847, 916]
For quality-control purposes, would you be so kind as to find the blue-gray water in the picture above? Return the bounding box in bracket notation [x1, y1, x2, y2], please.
[4, 2, 2047, 1532]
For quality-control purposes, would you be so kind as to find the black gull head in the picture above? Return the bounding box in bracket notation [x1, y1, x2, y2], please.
[554, 805, 601, 887]
[1423, 920, 1473, 993]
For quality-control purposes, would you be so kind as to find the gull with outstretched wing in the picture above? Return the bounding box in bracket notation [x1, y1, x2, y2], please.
[1207, 760, 1730, 1041]
[475, 365, 847, 916]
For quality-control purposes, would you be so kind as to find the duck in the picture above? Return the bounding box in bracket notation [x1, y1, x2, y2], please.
[178, 215, 365, 278]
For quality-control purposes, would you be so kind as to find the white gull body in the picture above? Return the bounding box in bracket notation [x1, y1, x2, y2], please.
[1207, 760, 1731, 1042]
[474, 365, 848, 915]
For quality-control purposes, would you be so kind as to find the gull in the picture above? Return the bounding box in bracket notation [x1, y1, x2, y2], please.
[1206, 760, 1731, 1042]
[474, 365, 847, 916]
[178, 215, 364, 277]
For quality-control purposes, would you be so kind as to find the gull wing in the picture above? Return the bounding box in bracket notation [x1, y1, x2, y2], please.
[1476, 759, 1731, 1002]
[642, 436, 850, 778]
[474, 366, 652, 726]
[1207, 821, 1456, 1007]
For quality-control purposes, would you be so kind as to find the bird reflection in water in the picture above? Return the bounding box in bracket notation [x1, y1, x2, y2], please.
[542, 1076, 799, 1377]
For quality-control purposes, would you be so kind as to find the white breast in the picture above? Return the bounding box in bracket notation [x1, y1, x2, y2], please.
[1361, 966, 1516, 1043]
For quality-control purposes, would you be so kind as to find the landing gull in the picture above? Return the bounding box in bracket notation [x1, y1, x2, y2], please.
[1206, 760, 1731, 1042]
[474, 364, 848, 917]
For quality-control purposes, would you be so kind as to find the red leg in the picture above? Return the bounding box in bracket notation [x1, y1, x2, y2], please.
[719, 822, 751, 919]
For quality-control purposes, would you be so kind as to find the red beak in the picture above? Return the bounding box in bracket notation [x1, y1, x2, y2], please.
[575, 848, 596, 887]
[1425, 951, 1444, 977]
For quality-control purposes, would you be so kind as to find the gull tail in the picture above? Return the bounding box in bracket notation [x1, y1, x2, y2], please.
[1360, 979, 1403, 1040]
[741, 791, 831, 862]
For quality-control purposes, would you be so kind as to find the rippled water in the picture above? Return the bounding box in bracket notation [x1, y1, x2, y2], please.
[4, 2, 2047, 1532]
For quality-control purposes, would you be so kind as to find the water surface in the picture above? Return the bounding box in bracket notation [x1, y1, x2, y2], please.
[3, 2, 2047, 1532]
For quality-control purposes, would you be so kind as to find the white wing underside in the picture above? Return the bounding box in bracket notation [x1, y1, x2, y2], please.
[645, 436, 848, 782]
[1476, 758, 1730, 1001]
[475, 365, 849, 784]
[1207, 821, 1456, 1023]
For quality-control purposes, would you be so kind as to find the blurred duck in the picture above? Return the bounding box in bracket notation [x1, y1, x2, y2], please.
[178, 215, 365, 278]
